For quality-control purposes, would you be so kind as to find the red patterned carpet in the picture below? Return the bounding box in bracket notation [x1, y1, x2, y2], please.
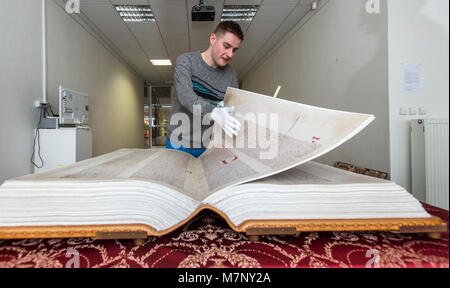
[0, 203, 448, 268]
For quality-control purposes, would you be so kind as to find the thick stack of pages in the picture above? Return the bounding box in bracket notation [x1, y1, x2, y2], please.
[0, 88, 445, 239]
[0, 150, 430, 230]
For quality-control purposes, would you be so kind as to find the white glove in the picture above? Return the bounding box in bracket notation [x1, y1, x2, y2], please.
[217, 101, 225, 107]
[210, 106, 241, 137]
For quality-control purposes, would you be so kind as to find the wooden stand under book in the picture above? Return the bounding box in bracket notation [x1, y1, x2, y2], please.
[0, 205, 446, 244]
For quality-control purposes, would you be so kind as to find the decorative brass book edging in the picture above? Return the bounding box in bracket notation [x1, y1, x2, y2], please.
[0, 224, 157, 240]
[0, 205, 447, 240]
[239, 217, 448, 234]
[95, 231, 148, 240]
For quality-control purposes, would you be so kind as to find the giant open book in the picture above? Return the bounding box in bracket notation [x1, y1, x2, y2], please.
[0, 88, 446, 240]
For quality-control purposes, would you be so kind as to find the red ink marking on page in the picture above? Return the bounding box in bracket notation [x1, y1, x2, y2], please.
[222, 149, 239, 165]
[223, 156, 238, 165]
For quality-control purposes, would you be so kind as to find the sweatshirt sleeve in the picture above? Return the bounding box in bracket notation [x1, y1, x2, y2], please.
[174, 55, 215, 116]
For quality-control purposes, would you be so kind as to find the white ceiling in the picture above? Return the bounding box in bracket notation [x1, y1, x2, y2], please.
[76, 0, 317, 85]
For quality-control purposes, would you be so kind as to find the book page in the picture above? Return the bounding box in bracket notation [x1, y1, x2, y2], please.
[203, 161, 430, 227]
[248, 161, 389, 185]
[18, 149, 201, 200]
[197, 88, 375, 198]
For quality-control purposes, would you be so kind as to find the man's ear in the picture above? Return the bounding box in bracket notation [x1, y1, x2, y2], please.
[210, 33, 217, 46]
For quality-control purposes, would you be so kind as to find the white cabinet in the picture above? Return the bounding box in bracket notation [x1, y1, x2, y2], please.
[33, 127, 92, 173]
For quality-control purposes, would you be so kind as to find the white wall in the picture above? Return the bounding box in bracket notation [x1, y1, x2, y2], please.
[0, 0, 144, 184]
[0, 0, 43, 185]
[388, 0, 449, 192]
[46, 0, 144, 156]
[242, 0, 391, 174]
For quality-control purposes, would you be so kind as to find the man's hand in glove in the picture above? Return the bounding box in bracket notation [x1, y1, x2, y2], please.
[210, 106, 241, 137]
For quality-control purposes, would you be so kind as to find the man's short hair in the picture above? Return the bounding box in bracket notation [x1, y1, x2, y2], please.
[214, 21, 244, 41]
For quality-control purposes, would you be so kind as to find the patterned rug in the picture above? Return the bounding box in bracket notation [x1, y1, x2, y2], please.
[0, 203, 448, 268]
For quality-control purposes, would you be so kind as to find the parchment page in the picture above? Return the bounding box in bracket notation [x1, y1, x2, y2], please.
[16, 149, 204, 200]
[198, 88, 375, 197]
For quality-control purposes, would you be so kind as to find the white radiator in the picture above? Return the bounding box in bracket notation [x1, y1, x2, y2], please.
[411, 119, 449, 210]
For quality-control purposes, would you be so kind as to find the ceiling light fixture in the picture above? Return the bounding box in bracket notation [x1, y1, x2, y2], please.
[115, 5, 155, 22]
[221, 5, 259, 22]
[150, 59, 172, 66]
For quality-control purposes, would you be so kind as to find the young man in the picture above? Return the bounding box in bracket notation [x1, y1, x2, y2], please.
[166, 21, 243, 158]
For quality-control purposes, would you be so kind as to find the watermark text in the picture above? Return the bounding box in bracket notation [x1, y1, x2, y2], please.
[65, 0, 80, 14]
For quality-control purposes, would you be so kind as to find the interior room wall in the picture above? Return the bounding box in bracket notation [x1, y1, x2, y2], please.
[0, 0, 43, 185]
[387, 0, 449, 192]
[46, 0, 144, 157]
[0, 0, 144, 185]
[242, 0, 391, 174]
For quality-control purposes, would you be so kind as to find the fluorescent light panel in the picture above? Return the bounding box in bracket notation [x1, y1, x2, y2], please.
[221, 5, 259, 22]
[151, 59, 172, 66]
[115, 5, 155, 22]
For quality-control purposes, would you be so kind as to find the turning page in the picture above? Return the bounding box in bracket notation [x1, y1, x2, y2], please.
[197, 88, 375, 196]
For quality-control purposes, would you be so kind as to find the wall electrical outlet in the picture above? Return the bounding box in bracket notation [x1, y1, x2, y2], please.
[409, 107, 418, 115]
[419, 107, 427, 115]
[399, 107, 409, 116]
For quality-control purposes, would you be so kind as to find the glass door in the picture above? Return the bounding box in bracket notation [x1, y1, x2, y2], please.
[147, 86, 173, 148]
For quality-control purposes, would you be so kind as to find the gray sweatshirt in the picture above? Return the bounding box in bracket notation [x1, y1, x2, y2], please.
[167, 51, 238, 149]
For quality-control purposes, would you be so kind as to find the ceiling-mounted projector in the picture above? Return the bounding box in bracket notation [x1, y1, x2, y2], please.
[192, 0, 215, 21]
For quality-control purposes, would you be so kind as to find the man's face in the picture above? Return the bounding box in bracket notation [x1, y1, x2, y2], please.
[210, 31, 241, 68]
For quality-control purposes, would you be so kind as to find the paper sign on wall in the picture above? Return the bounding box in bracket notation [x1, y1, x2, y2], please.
[402, 64, 423, 94]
